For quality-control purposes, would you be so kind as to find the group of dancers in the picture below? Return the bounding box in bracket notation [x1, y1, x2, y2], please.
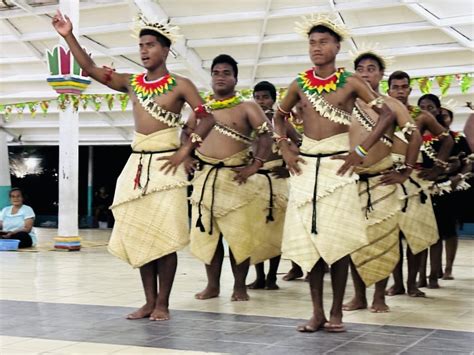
[51, 10, 473, 333]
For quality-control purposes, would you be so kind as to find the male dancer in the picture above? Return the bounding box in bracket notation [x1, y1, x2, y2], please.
[387, 71, 453, 294]
[52, 11, 214, 321]
[343, 51, 421, 313]
[185, 55, 273, 301]
[247, 81, 286, 290]
[273, 15, 396, 332]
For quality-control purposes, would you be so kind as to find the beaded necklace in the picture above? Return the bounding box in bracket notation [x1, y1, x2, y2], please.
[130, 73, 176, 100]
[205, 93, 243, 111]
[297, 67, 351, 95]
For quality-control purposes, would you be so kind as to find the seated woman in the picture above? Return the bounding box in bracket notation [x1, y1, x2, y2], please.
[0, 188, 36, 248]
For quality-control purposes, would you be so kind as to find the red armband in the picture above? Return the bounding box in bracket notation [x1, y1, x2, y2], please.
[102, 65, 115, 84]
[194, 104, 211, 119]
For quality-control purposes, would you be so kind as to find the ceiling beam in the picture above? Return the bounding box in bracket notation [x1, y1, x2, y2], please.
[0, 1, 129, 19]
[186, 21, 444, 48]
[97, 112, 132, 140]
[172, 1, 403, 26]
[250, 0, 272, 87]
[403, 2, 473, 49]
[2, 18, 45, 62]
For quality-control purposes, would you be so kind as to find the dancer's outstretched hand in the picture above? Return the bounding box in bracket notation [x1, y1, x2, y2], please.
[232, 164, 259, 185]
[332, 151, 363, 176]
[380, 170, 409, 185]
[281, 149, 305, 176]
[157, 148, 189, 175]
[52, 10, 73, 37]
[183, 156, 198, 174]
[418, 166, 443, 181]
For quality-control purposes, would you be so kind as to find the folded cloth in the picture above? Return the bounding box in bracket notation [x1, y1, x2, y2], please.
[282, 133, 368, 272]
[250, 159, 289, 264]
[351, 156, 400, 286]
[190, 149, 276, 265]
[392, 153, 439, 254]
[108, 128, 190, 268]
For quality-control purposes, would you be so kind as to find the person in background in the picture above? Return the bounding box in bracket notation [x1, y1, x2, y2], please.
[0, 188, 36, 248]
[94, 186, 113, 228]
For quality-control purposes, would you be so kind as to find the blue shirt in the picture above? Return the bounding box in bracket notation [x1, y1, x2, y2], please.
[0, 205, 37, 246]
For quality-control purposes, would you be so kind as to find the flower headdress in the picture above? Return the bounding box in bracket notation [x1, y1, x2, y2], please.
[295, 14, 350, 41]
[133, 12, 181, 45]
[349, 43, 394, 71]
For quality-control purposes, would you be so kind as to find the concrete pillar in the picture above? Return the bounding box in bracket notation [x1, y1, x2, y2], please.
[55, 0, 81, 250]
[0, 131, 11, 209]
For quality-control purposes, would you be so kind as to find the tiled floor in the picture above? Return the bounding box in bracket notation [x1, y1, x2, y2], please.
[0, 228, 473, 354]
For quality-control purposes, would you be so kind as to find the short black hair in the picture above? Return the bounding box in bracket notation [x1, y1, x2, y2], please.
[308, 25, 341, 42]
[139, 29, 171, 48]
[9, 187, 23, 197]
[253, 81, 277, 102]
[388, 70, 411, 88]
[211, 54, 238, 79]
[354, 53, 385, 71]
[418, 93, 441, 109]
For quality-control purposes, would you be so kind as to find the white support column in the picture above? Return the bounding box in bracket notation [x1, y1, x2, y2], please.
[56, 0, 80, 247]
[0, 130, 11, 209]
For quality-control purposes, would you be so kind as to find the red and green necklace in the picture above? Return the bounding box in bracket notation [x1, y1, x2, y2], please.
[297, 67, 351, 95]
[130, 73, 176, 100]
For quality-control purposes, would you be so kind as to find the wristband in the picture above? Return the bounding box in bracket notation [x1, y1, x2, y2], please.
[277, 104, 291, 119]
[189, 132, 203, 147]
[354, 145, 368, 158]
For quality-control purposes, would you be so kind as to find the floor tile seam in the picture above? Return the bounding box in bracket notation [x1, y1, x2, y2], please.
[322, 331, 370, 354]
[149, 336, 273, 347]
[397, 329, 437, 354]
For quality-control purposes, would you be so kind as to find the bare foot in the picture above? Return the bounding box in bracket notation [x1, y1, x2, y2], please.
[247, 278, 265, 289]
[442, 272, 454, 280]
[417, 277, 428, 288]
[370, 300, 390, 313]
[149, 306, 170, 321]
[231, 288, 249, 301]
[126, 303, 154, 320]
[342, 298, 367, 311]
[195, 286, 219, 300]
[385, 284, 405, 296]
[297, 314, 327, 332]
[265, 278, 279, 290]
[282, 268, 303, 281]
[407, 287, 426, 297]
[427, 278, 440, 289]
[324, 314, 346, 333]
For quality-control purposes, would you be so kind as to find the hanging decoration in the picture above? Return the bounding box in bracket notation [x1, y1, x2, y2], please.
[417, 77, 433, 94]
[28, 102, 38, 118]
[105, 94, 115, 110]
[0, 72, 472, 120]
[46, 44, 91, 95]
[118, 94, 129, 111]
[436, 75, 454, 97]
[460, 73, 472, 94]
[379, 72, 472, 95]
